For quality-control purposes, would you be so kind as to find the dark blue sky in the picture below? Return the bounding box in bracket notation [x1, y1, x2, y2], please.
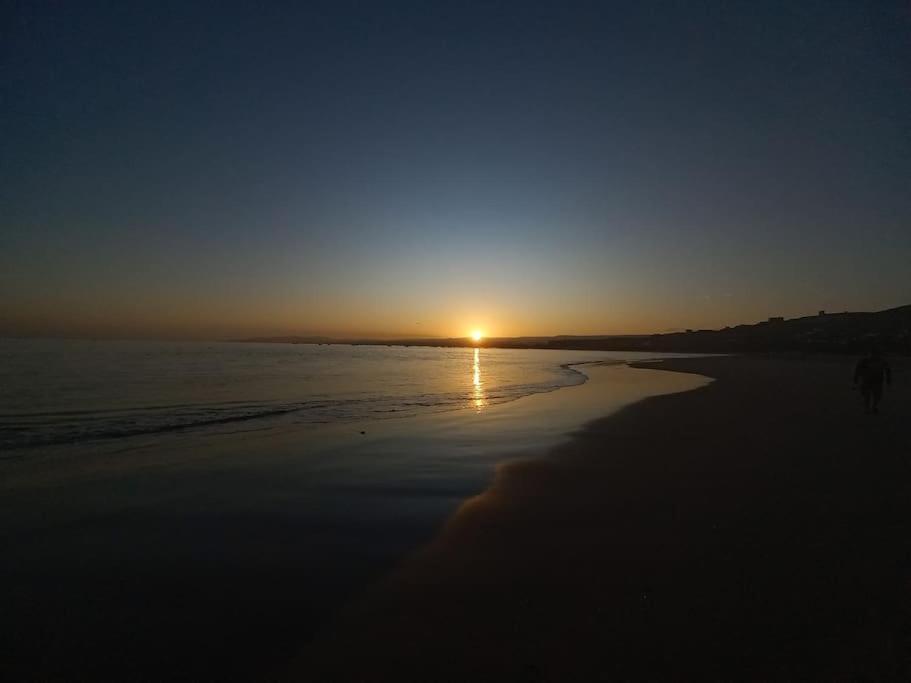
[3, 0, 910, 338]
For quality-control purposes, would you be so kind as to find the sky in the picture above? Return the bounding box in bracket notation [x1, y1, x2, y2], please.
[2, 0, 910, 339]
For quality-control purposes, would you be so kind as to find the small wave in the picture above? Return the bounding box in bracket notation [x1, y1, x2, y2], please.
[0, 404, 308, 453]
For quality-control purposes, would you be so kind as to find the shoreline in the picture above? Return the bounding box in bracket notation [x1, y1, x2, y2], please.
[296, 354, 911, 681]
[0, 357, 708, 681]
[0, 346, 693, 466]
[0, 357, 698, 490]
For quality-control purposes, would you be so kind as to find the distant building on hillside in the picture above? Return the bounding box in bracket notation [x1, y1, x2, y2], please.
[768, 316, 785, 323]
[818, 310, 826, 316]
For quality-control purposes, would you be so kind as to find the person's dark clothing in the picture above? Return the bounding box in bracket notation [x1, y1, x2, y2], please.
[854, 356, 892, 386]
[854, 355, 892, 413]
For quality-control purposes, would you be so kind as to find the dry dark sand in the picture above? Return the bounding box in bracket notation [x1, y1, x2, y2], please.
[296, 355, 911, 681]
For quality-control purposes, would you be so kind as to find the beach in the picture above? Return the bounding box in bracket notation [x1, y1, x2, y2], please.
[296, 354, 911, 681]
[0, 349, 704, 681]
[8, 1, 908, 679]
[4, 353, 909, 680]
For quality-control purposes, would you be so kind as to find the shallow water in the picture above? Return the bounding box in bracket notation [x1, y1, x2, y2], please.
[0, 346, 709, 680]
[0, 339, 690, 454]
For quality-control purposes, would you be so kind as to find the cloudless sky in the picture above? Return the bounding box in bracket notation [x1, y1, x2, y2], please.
[3, 0, 910, 339]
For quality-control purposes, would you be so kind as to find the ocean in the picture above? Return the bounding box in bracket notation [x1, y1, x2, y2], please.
[0, 339, 709, 679]
[1, 339, 684, 455]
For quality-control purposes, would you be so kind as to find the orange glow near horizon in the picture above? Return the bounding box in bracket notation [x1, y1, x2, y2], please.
[8, 294, 883, 341]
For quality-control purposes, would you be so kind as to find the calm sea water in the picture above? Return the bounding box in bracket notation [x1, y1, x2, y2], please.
[0, 340, 676, 455]
[0, 339, 682, 454]
[1, 339, 708, 679]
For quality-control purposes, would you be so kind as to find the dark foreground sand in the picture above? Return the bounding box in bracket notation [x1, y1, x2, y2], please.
[296, 355, 911, 681]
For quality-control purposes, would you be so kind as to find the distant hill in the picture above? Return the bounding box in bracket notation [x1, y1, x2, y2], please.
[632, 305, 911, 354]
[236, 305, 911, 354]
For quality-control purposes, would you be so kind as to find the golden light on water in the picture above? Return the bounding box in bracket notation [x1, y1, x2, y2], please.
[472, 347, 487, 412]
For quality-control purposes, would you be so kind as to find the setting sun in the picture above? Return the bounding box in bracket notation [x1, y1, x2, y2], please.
[471, 330, 483, 342]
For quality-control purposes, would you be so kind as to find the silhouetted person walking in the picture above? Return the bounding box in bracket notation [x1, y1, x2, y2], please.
[854, 348, 892, 414]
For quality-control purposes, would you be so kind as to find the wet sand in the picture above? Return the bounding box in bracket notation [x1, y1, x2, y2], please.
[0, 362, 705, 681]
[297, 355, 911, 681]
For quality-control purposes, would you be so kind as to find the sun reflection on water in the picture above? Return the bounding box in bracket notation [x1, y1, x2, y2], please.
[472, 347, 487, 412]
